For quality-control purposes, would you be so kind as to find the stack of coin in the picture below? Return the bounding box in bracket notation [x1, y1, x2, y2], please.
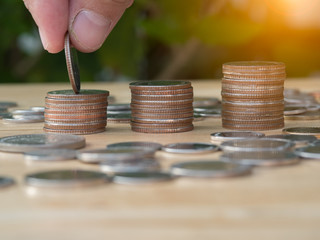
[129, 81, 194, 133]
[44, 89, 109, 134]
[221, 61, 285, 130]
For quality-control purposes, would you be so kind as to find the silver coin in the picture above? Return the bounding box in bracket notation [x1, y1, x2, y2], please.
[0, 134, 86, 153]
[312, 140, 320, 146]
[0, 112, 12, 119]
[197, 110, 221, 118]
[112, 172, 172, 185]
[0, 176, 15, 188]
[100, 158, 161, 173]
[107, 110, 131, 115]
[210, 131, 265, 142]
[25, 169, 108, 187]
[30, 106, 45, 112]
[0, 101, 17, 108]
[107, 104, 131, 111]
[283, 127, 320, 136]
[107, 113, 131, 123]
[193, 97, 220, 108]
[162, 142, 219, 154]
[284, 106, 307, 115]
[194, 106, 221, 113]
[24, 149, 77, 161]
[265, 134, 317, 146]
[220, 151, 299, 166]
[2, 115, 44, 124]
[107, 141, 163, 151]
[77, 147, 156, 163]
[11, 109, 44, 116]
[295, 145, 320, 159]
[220, 138, 295, 152]
[64, 32, 80, 94]
[170, 160, 252, 178]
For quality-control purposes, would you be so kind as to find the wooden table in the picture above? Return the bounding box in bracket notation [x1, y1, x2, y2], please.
[0, 79, 319, 240]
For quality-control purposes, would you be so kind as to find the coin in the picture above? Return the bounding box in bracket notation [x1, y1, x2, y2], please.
[107, 103, 131, 111]
[47, 90, 109, 99]
[285, 111, 320, 120]
[131, 103, 192, 110]
[162, 142, 219, 154]
[64, 33, 80, 94]
[282, 127, 320, 136]
[2, 115, 44, 123]
[45, 97, 107, 105]
[193, 97, 220, 107]
[43, 127, 106, 135]
[0, 134, 85, 153]
[265, 134, 317, 146]
[132, 117, 193, 124]
[220, 138, 294, 152]
[11, 109, 43, 116]
[132, 112, 194, 120]
[0, 176, 15, 188]
[210, 131, 265, 142]
[197, 110, 221, 118]
[131, 92, 193, 101]
[131, 99, 193, 106]
[220, 151, 299, 166]
[131, 125, 194, 133]
[44, 122, 106, 130]
[106, 141, 163, 151]
[223, 61, 285, 71]
[24, 149, 77, 161]
[131, 87, 193, 95]
[107, 113, 131, 123]
[112, 172, 173, 185]
[30, 106, 45, 112]
[311, 140, 320, 146]
[170, 160, 252, 178]
[131, 122, 193, 129]
[100, 158, 161, 174]
[129, 81, 191, 90]
[0, 101, 17, 108]
[25, 169, 108, 187]
[77, 147, 157, 163]
[45, 102, 108, 110]
[222, 122, 284, 131]
[284, 106, 307, 115]
[295, 146, 320, 159]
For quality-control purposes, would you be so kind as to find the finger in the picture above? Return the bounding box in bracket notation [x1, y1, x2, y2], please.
[69, 0, 134, 53]
[23, 0, 68, 53]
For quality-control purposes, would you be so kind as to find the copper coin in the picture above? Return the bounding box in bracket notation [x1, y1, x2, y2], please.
[131, 121, 193, 129]
[221, 88, 284, 95]
[131, 99, 193, 106]
[44, 127, 106, 135]
[131, 87, 193, 95]
[45, 97, 107, 105]
[222, 78, 284, 86]
[223, 73, 286, 80]
[222, 110, 283, 116]
[222, 113, 283, 121]
[222, 61, 285, 70]
[45, 117, 107, 124]
[222, 117, 284, 124]
[44, 108, 106, 114]
[45, 113, 107, 120]
[222, 82, 284, 90]
[129, 80, 191, 91]
[222, 69, 286, 74]
[221, 92, 283, 100]
[131, 93, 193, 101]
[47, 89, 109, 99]
[131, 103, 192, 110]
[44, 122, 106, 130]
[131, 125, 194, 133]
[132, 112, 193, 120]
[132, 117, 193, 124]
[222, 122, 284, 131]
[45, 102, 108, 110]
[131, 107, 193, 115]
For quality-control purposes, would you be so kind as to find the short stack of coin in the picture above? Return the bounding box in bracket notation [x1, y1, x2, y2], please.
[44, 89, 109, 134]
[129, 81, 194, 133]
[221, 61, 285, 130]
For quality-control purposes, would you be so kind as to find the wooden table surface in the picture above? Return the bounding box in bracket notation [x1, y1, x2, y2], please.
[0, 79, 319, 240]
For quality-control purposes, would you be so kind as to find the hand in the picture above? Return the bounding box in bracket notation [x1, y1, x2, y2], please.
[23, 0, 134, 53]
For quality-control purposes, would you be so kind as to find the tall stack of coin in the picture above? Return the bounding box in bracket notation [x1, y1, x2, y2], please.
[221, 61, 285, 130]
[44, 90, 109, 134]
[130, 81, 194, 133]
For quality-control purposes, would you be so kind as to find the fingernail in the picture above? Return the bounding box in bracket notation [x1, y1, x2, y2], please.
[71, 10, 111, 51]
[39, 29, 49, 51]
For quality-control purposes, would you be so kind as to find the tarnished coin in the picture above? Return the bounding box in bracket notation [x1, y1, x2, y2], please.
[24, 149, 77, 161]
[25, 169, 108, 187]
[47, 90, 109, 99]
[162, 142, 219, 154]
[170, 160, 252, 178]
[220, 138, 294, 152]
[265, 134, 317, 146]
[107, 141, 162, 151]
[0, 176, 15, 188]
[220, 151, 299, 166]
[107, 103, 131, 111]
[0, 134, 85, 153]
[210, 131, 265, 142]
[112, 172, 172, 185]
[129, 81, 191, 91]
[295, 145, 320, 159]
[0, 101, 17, 108]
[100, 158, 161, 174]
[64, 33, 80, 94]
[77, 147, 156, 163]
[283, 127, 320, 136]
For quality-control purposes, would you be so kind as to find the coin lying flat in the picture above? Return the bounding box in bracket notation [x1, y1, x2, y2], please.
[0, 101, 17, 108]
[284, 106, 307, 116]
[25, 169, 109, 187]
[170, 160, 252, 178]
[210, 131, 265, 142]
[162, 142, 219, 154]
[283, 127, 320, 136]
[64, 33, 80, 94]
[100, 158, 161, 174]
[0, 176, 15, 188]
[193, 97, 220, 108]
[2, 115, 44, 123]
[107, 113, 131, 123]
[295, 145, 320, 159]
[129, 81, 191, 90]
[220, 151, 299, 166]
[0, 134, 85, 153]
[312, 140, 320, 146]
[285, 111, 320, 120]
[112, 172, 172, 185]
[47, 90, 109, 99]
[265, 134, 317, 146]
[107, 141, 163, 151]
[24, 149, 77, 161]
[220, 138, 294, 152]
[77, 147, 156, 163]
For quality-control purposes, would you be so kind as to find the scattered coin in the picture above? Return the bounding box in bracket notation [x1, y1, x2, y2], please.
[210, 131, 265, 142]
[24, 149, 77, 161]
[295, 145, 320, 159]
[193, 97, 220, 108]
[2, 115, 44, 124]
[311, 140, 320, 146]
[107, 113, 131, 123]
[0, 134, 85, 153]
[170, 160, 252, 178]
[265, 134, 317, 146]
[64, 32, 80, 94]
[220, 138, 294, 152]
[112, 172, 173, 185]
[284, 106, 307, 115]
[0, 102, 17, 108]
[107, 141, 163, 151]
[25, 169, 109, 187]
[30, 106, 45, 112]
[162, 142, 219, 154]
[283, 127, 320, 136]
[0, 176, 15, 188]
[285, 111, 320, 120]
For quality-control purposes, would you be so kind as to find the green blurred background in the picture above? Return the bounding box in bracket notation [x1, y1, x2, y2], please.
[1, 0, 320, 83]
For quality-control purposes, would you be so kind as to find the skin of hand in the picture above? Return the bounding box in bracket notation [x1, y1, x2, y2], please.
[23, 0, 134, 53]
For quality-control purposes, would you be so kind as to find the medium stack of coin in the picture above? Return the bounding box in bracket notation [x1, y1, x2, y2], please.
[129, 81, 194, 133]
[221, 61, 285, 130]
[44, 89, 109, 134]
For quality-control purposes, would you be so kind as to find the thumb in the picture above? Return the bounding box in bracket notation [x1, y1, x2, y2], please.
[69, 0, 134, 53]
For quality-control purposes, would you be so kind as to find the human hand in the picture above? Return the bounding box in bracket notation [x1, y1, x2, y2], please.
[23, 0, 134, 53]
